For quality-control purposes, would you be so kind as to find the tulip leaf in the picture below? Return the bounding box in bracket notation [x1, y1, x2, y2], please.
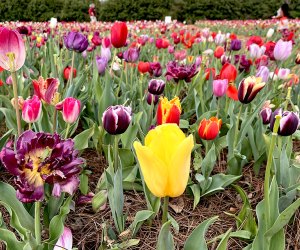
[92, 190, 107, 213]
[189, 184, 201, 209]
[184, 216, 218, 250]
[216, 227, 232, 250]
[73, 125, 95, 150]
[118, 239, 140, 248]
[156, 221, 175, 250]
[0, 129, 13, 150]
[129, 210, 154, 236]
[0, 108, 18, 134]
[0, 228, 26, 249]
[201, 143, 216, 179]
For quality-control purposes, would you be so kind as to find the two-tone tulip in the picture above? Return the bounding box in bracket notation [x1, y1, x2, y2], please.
[260, 107, 272, 124]
[56, 97, 81, 124]
[22, 95, 42, 123]
[148, 79, 165, 95]
[156, 96, 181, 125]
[54, 227, 73, 250]
[133, 124, 194, 197]
[33, 77, 59, 105]
[270, 109, 299, 136]
[238, 76, 266, 104]
[198, 117, 222, 140]
[146, 93, 159, 105]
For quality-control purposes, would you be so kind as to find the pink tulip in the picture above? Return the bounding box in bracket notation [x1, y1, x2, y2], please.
[56, 97, 81, 124]
[174, 50, 187, 61]
[6, 75, 13, 85]
[54, 227, 72, 250]
[213, 79, 228, 97]
[0, 28, 26, 72]
[277, 68, 290, 80]
[274, 39, 292, 61]
[22, 95, 42, 123]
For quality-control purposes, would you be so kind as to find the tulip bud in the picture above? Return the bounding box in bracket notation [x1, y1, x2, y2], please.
[168, 45, 175, 54]
[11, 96, 24, 110]
[213, 79, 228, 97]
[56, 97, 81, 124]
[63, 66, 77, 81]
[138, 61, 150, 74]
[249, 44, 266, 59]
[270, 109, 299, 136]
[266, 28, 274, 38]
[6, 75, 13, 85]
[230, 39, 242, 51]
[157, 96, 181, 125]
[260, 107, 272, 124]
[273, 39, 292, 61]
[198, 117, 222, 140]
[111, 22, 128, 48]
[148, 79, 165, 95]
[95, 56, 108, 75]
[277, 68, 290, 80]
[64, 32, 88, 53]
[214, 33, 225, 45]
[49, 17, 58, 29]
[146, 93, 159, 105]
[256, 66, 269, 83]
[123, 47, 140, 63]
[22, 95, 42, 123]
[238, 76, 266, 104]
[214, 46, 224, 58]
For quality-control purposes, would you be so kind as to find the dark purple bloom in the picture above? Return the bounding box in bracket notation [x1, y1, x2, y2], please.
[149, 62, 162, 77]
[260, 107, 272, 124]
[270, 109, 299, 136]
[77, 192, 95, 205]
[102, 105, 132, 135]
[123, 47, 140, 62]
[230, 39, 242, 51]
[146, 93, 159, 105]
[148, 79, 165, 95]
[17, 26, 29, 36]
[64, 32, 89, 53]
[165, 61, 198, 83]
[234, 54, 252, 73]
[95, 56, 108, 75]
[0, 131, 83, 203]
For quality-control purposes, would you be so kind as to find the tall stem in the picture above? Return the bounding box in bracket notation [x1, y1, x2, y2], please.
[35, 201, 41, 245]
[284, 87, 292, 110]
[67, 50, 75, 88]
[233, 105, 243, 148]
[162, 196, 169, 224]
[65, 123, 71, 139]
[114, 135, 119, 172]
[11, 71, 22, 136]
[53, 109, 57, 133]
[264, 115, 281, 228]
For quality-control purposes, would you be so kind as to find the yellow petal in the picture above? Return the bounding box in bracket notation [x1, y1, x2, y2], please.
[133, 141, 168, 197]
[166, 134, 194, 197]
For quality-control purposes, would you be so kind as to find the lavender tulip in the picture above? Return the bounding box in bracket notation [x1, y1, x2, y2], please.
[277, 68, 290, 80]
[95, 56, 108, 75]
[100, 46, 111, 61]
[64, 32, 89, 53]
[256, 66, 269, 83]
[249, 44, 266, 59]
[274, 39, 292, 61]
[123, 47, 140, 62]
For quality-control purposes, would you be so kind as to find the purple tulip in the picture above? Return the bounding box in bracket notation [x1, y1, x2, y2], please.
[64, 32, 89, 53]
[0, 131, 83, 202]
[260, 107, 272, 124]
[123, 47, 140, 62]
[213, 79, 228, 97]
[146, 93, 159, 105]
[256, 66, 269, 83]
[95, 56, 108, 75]
[274, 39, 292, 61]
[234, 54, 252, 73]
[270, 108, 299, 136]
[230, 39, 242, 51]
[102, 105, 132, 135]
[165, 61, 198, 83]
[148, 79, 165, 95]
[149, 62, 162, 77]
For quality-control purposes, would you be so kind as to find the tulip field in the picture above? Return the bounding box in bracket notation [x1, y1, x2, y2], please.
[0, 19, 300, 250]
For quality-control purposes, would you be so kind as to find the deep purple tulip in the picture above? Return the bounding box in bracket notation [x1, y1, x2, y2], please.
[260, 107, 272, 124]
[0, 131, 83, 202]
[234, 54, 252, 73]
[256, 66, 269, 83]
[123, 47, 140, 63]
[230, 39, 242, 51]
[64, 32, 89, 53]
[148, 79, 165, 95]
[165, 61, 198, 83]
[270, 109, 299, 136]
[102, 105, 132, 135]
[146, 93, 159, 105]
[95, 56, 108, 75]
[149, 62, 162, 77]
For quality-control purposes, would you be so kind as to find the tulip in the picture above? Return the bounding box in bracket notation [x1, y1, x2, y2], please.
[100, 46, 111, 61]
[273, 39, 292, 61]
[33, 77, 59, 105]
[155, 38, 169, 49]
[168, 45, 175, 54]
[148, 79, 165, 95]
[64, 32, 88, 53]
[6, 75, 13, 85]
[214, 46, 224, 58]
[91, 33, 101, 46]
[226, 84, 238, 101]
[146, 93, 159, 105]
[255, 55, 269, 68]
[198, 117, 222, 140]
[22, 95, 42, 123]
[102, 105, 132, 135]
[54, 227, 73, 250]
[56, 97, 81, 124]
[246, 36, 263, 47]
[111, 22, 128, 48]
[256, 66, 269, 83]
[249, 44, 266, 59]
[270, 109, 299, 136]
[63, 66, 77, 81]
[133, 124, 194, 197]
[214, 33, 225, 45]
[260, 108, 272, 125]
[149, 62, 162, 77]
[95, 56, 108, 75]
[138, 62, 150, 74]
[277, 68, 290, 80]
[295, 53, 300, 64]
[219, 63, 237, 82]
[204, 68, 216, 81]
[174, 50, 187, 61]
[213, 79, 228, 97]
[230, 39, 242, 51]
[0, 28, 26, 72]
[49, 17, 58, 29]
[234, 55, 252, 73]
[157, 96, 181, 125]
[266, 28, 274, 38]
[165, 61, 198, 83]
[264, 41, 276, 60]
[238, 76, 266, 104]
[123, 47, 140, 63]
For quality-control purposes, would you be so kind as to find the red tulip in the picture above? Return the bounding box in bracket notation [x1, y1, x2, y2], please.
[204, 68, 216, 80]
[156, 97, 181, 125]
[226, 84, 238, 101]
[198, 117, 222, 140]
[63, 66, 77, 80]
[0, 66, 4, 72]
[138, 61, 150, 74]
[214, 46, 224, 59]
[111, 22, 128, 48]
[155, 38, 169, 49]
[219, 63, 237, 82]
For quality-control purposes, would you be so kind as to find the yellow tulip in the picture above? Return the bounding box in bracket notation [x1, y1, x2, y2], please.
[133, 124, 194, 198]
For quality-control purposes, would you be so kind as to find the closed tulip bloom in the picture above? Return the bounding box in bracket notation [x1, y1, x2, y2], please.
[138, 61, 150, 74]
[64, 32, 88, 53]
[95, 56, 108, 75]
[213, 79, 228, 97]
[54, 227, 73, 250]
[157, 96, 181, 125]
[148, 79, 165, 95]
[56, 97, 81, 124]
[256, 66, 269, 83]
[219, 63, 237, 82]
[102, 105, 132, 135]
[133, 124, 194, 197]
[266, 28, 274, 38]
[149, 62, 162, 77]
[111, 22, 128, 48]
[230, 39, 242, 51]
[260, 107, 272, 124]
[123, 47, 140, 63]
[0, 27, 26, 72]
[277, 68, 290, 80]
[198, 117, 222, 140]
[238, 76, 266, 104]
[270, 109, 299, 136]
[63, 66, 77, 80]
[274, 39, 292, 61]
[22, 95, 42, 123]
[168, 45, 175, 54]
[146, 93, 159, 105]
[100, 46, 111, 61]
[214, 46, 224, 58]
[214, 33, 225, 45]
[249, 44, 266, 59]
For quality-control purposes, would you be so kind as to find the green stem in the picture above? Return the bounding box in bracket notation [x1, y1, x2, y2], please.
[224, 96, 230, 115]
[233, 105, 243, 148]
[53, 108, 57, 133]
[29, 123, 32, 130]
[11, 71, 22, 136]
[264, 115, 281, 228]
[162, 196, 169, 224]
[67, 50, 75, 88]
[65, 123, 71, 139]
[284, 87, 292, 110]
[35, 201, 41, 245]
[114, 135, 119, 172]
[216, 97, 220, 117]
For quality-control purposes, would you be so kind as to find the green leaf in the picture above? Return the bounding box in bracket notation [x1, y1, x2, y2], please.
[92, 190, 107, 213]
[189, 184, 201, 209]
[0, 108, 18, 133]
[184, 216, 218, 250]
[129, 210, 154, 237]
[216, 228, 232, 250]
[117, 239, 140, 248]
[201, 144, 216, 179]
[156, 221, 175, 250]
[0, 129, 13, 150]
[73, 126, 94, 150]
[0, 228, 25, 249]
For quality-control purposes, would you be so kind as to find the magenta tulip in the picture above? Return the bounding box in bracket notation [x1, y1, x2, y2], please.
[212, 79, 228, 97]
[56, 97, 81, 124]
[22, 95, 42, 123]
[0, 28, 26, 72]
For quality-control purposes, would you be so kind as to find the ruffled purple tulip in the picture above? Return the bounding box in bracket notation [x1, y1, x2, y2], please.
[95, 56, 108, 75]
[64, 32, 89, 53]
[148, 79, 165, 95]
[274, 39, 292, 61]
[270, 108, 299, 136]
[230, 39, 242, 51]
[149, 62, 162, 77]
[260, 107, 272, 124]
[213, 79, 228, 97]
[102, 105, 132, 135]
[256, 66, 269, 83]
[165, 61, 198, 83]
[123, 47, 140, 63]
[146, 93, 159, 105]
[0, 131, 83, 202]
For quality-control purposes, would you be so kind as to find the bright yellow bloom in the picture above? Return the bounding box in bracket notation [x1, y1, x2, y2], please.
[133, 124, 194, 198]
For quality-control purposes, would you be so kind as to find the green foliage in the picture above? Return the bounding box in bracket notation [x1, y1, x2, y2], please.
[0, 0, 298, 22]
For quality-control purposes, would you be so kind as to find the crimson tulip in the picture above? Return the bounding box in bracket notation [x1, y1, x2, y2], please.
[111, 22, 128, 48]
[63, 66, 77, 81]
